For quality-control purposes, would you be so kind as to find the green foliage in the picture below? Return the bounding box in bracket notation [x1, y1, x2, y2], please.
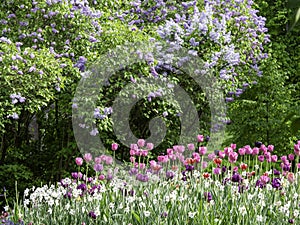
[224, 0, 300, 154]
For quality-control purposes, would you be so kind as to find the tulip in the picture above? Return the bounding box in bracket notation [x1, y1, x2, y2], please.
[146, 142, 154, 150]
[187, 143, 195, 151]
[288, 153, 294, 161]
[238, 148, 246, 155]
[199, 146, 207, 156]
[267, 145, 274, 152]
[258, 155, 264, 162]
[137, 139, 145, 147]
[197, 135, 204, 142]
[219, 151, 225, 159]
[111, 143, 118, 151]
[287, 172, 295, 183]
[271, 155, 278, 162]
[228, 152, 238, 163]
[75, 157, 83, 166]
[224, 147, 233, 156]
[252, 147, 259, 155]
[83, 153, 92, 163]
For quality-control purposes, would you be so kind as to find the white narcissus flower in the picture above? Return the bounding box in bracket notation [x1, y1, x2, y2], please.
[109, 203, 114, 209]
[188, 212, 197, 218]
[69, 209, 75, 215]
[65, 203, 70, 210]
[294, 209, 299, 217]
[95, 207, 100, 217]
[144, 211, 150, 217]
[239, 206, 247, 216]
[256, 215, 263, 222]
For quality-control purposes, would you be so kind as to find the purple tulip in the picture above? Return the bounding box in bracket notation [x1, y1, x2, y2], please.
[258, 155, 264, 162]
[204, 192, 212, 202]
[93, 163, 103, 172]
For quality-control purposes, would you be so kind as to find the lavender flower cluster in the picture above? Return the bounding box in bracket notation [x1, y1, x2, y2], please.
[116, 0, 270, 101]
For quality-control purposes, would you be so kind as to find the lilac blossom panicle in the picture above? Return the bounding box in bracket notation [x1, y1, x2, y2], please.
[120, 0, 269, 101]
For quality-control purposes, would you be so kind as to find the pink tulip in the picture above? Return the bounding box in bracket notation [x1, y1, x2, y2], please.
[238, 148, 246, 155]
[169, 154, 177, 161]
[136, 150, 142, 156]
[281, 156, 288, 164]
[149, 160, 157, 167]
[287, 172, 295, 183]
[252, 147, 259, 155]
[245, 145, 252, 155]
[75, 157, 83, 166]
[260, 175, 270, 184]
[288, 154, 295, 161]
[202, 161, 208, 169]
[267, 145, 274, 152]
[218, 151, 225, 159]
[167, 148, 173, 155]
[100, 155, 107, 161]
[266, 154, 271, 163]
[105, 156, 113, 165]
[146, 142, 154, 150]
[260, 144, 267, 151]
[187, 143, 195, 151]
[98, 174, 105, 180]
[271, 155, 278, 162]
[130, 144, 138, 150]
[83, 153, 92, 163]
[258, 155, 264, 162]
[213, 167, 221, 175]
[208, 153, 216, 161]
[233, 166, 238, 172]
[157, 155, 168, 163]
[192, 152, 200, 162]
[111, 143, 118, 151]
[129, 149, 136, 156]
[138, 163, 146, 169]
[174, 145, 185, 153]
[228, 152, 238, 163]
[94, 157, 102, 164]
[230, 143, 236, 150]
[199, 146, 207, 156]
[197, 135, 204, 142]
[130, 156, 135, 163]
[297, 163, 300, 169]
[192, 152, 200, 158]
[141, 150, 148, 156]
[137, 139, 145, 147]
[224, 147, 233, 156]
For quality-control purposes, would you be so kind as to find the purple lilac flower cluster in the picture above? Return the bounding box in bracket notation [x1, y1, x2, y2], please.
[116, 1, 269, 102]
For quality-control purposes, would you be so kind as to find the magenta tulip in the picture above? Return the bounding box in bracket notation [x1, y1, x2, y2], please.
[111, 143, 118, 151]
[199, 146, 207, 156]
[197, 135, 204, 142]
[75, 157, 83, 166]
[238, 148, 246, 156]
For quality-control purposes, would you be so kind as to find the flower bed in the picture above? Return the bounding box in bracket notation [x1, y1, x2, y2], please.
[1, 137, 300, 225]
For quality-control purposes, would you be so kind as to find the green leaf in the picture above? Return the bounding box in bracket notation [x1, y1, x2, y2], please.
[291, 117, 300, 134]
[132, 211, 141, 223]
